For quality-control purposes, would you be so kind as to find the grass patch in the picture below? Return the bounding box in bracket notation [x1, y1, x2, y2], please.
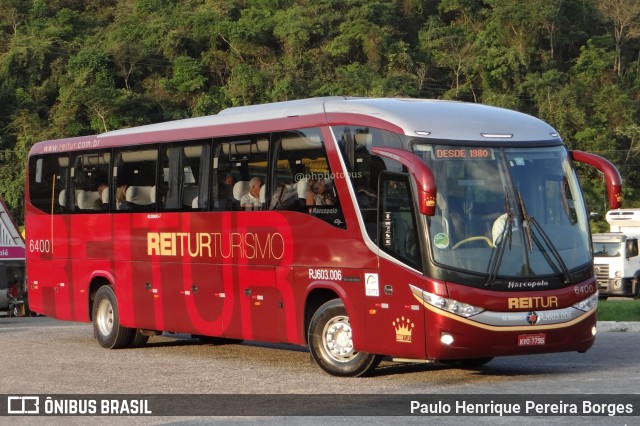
[597, 299, 640, 321]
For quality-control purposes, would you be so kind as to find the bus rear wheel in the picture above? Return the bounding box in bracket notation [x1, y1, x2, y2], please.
[92, 285, 135, 349]
[308, 299, 380, 377]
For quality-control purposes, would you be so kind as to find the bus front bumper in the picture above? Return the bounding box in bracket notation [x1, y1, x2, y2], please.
[409, 285, 598, 360]
[425, 309, 597, 360]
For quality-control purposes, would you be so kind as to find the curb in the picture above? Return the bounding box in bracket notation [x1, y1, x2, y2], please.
[597, 321, 640, 332]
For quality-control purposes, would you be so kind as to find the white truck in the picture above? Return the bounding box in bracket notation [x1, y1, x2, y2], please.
[592, 209, 640, 299]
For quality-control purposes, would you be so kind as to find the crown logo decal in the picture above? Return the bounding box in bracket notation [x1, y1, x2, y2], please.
[393, 316, 414, 343]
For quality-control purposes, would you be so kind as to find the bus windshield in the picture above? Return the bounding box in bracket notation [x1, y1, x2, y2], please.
[413, 143, 591, 278]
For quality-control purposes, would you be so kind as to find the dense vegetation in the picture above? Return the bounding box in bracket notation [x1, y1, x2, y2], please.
[1, 0, 639, 227]
[598, 299, 640, 321]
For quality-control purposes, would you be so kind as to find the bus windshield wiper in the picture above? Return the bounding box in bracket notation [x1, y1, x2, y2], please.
[517, 190, 534, 252]
[485, 194, 514, 287]
[517, 189, 573, 284]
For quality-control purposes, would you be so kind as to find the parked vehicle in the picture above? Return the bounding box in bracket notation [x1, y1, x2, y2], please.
[593, 209, 640, 299]
[0, 271, 27, 317]
[0, 197, 26, 316]
[0, 287, 7, 313]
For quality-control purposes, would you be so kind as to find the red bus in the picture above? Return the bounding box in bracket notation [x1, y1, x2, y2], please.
[26, 97, 622, 376]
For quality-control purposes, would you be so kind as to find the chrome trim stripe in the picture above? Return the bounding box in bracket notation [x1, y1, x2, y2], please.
[472, 307, 583, 327]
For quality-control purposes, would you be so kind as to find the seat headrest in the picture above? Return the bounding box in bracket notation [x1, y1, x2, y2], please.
[77, 191, 100, 210]
[126, 185, 153, 205]
[58, 189, 67, 207]
[259, 184, 266, 203]
[232, 181, 250, 201]
[296, 179, 309, 198]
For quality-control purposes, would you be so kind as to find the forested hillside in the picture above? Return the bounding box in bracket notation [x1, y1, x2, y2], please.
[1, 0, 639, 226]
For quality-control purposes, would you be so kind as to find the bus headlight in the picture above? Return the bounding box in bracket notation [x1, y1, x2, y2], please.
[419, 291, 484, 318]
[572, 293, 598, 312]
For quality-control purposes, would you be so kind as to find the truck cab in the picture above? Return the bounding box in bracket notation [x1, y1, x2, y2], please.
[593, 209, 640, 299]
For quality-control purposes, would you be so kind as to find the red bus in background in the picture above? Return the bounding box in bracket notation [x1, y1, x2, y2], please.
[25, 97, 622, 376]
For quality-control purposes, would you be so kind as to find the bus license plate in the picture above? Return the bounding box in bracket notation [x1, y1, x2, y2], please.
[518, 333, 546, 346]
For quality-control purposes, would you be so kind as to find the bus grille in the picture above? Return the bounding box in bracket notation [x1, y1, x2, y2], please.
[594, 264, 609, 289]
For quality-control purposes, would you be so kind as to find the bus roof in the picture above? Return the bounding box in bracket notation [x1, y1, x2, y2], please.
[322, 97, 560, 142]
[103, 97, 560, 141]
[30, 97, 562, 155]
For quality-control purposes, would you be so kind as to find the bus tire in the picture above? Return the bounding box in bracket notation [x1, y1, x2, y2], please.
[129, 330, 150, 348]
[308, 299, 381, 377]
[92, 285, 134, 349]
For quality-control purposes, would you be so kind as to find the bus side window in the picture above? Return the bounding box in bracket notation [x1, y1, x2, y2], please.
[378, 172, 422, 269]
[72, 152, 110, 213]
[193, 143, 211, 210]
[114, 148, 158, 212]
[210, 142, 240, 211]
[275, 129, 345, 227]
[271, 138, 300, 211]
[213, 137, 269, 211]
[160, 143, 208, 211]
[213, 142, 244, 211]
[336, 127, 406, 238]
[28, 155, 69, 214]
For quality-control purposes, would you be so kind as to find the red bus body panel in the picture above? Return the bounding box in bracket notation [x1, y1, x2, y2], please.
[25, 102, 603, 364]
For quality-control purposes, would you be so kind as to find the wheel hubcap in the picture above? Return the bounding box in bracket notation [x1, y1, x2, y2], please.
[323, 315, 357, 362]
[96, 299, 114, 336]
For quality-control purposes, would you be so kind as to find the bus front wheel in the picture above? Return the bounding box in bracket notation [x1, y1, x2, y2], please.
[92, 285, 134, 349]
[308, 299, 380, 377]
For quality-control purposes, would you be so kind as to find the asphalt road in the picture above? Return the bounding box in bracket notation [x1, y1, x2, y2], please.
[1, 316, 638, 425]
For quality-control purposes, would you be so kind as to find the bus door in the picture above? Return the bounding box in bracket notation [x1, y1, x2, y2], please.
[363, 172, 427, 359]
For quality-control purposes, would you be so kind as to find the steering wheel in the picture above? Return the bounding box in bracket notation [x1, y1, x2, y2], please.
[452, 236, 494, 249]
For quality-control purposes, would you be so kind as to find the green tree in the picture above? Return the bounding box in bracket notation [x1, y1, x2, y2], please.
[595, 0, 640, 76]
[0, 0, 639, 224]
